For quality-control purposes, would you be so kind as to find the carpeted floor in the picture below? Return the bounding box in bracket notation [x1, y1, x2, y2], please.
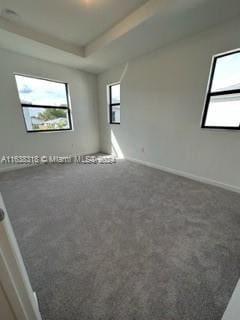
[0, 160, 240, 320]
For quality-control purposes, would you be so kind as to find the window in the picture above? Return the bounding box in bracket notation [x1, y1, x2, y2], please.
[109, 83, 120, 124]
[15, 75, 72, 132]
[202, 49, 240, 129]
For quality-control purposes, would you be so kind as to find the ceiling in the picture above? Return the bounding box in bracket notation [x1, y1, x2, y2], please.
[0, 0, 148, 46]
[0, 0, 240, 74]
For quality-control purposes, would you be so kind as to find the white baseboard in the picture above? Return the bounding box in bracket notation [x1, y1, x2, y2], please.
[2, 156, 239, 194]
[126, 157, 240, 194]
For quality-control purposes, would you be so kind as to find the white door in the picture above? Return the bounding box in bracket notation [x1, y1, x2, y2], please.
[0, 193, 42, 320]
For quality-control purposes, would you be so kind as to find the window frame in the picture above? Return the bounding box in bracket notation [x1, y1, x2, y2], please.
[15, 74, 73, 133]
[201, 49, 240, 130]
[109, 83, 120, 125]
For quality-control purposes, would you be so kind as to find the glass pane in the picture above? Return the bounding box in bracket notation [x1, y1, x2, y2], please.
[15, 75, 68, 107]
[112, 105, 120, 123]
[205, 93, 240, 127]
[211, 52, 240, 92]
[111, 84, 120, 104]
[22, 107, 70, 131]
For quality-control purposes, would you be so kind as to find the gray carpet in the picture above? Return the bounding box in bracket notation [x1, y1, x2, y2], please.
[0, 160, 240, 320]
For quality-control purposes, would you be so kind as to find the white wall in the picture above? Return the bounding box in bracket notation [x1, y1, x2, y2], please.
[98, 17, 240, 192]
[0, 48, 100, 171]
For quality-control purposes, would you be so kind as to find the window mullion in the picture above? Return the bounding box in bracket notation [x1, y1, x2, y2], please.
[210, 89, 240, 97]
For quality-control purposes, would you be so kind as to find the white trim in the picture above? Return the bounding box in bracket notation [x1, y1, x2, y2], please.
[0, 193, 42, 320]
[33, 292, 39, 310]
[222, 279, 240, 320]
[126, 157, 240, 194]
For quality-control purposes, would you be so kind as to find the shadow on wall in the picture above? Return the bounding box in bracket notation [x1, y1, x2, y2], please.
[111, 129, 124, 159]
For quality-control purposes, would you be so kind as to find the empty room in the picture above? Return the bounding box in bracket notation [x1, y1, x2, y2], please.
[1, 1, 240, 319]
